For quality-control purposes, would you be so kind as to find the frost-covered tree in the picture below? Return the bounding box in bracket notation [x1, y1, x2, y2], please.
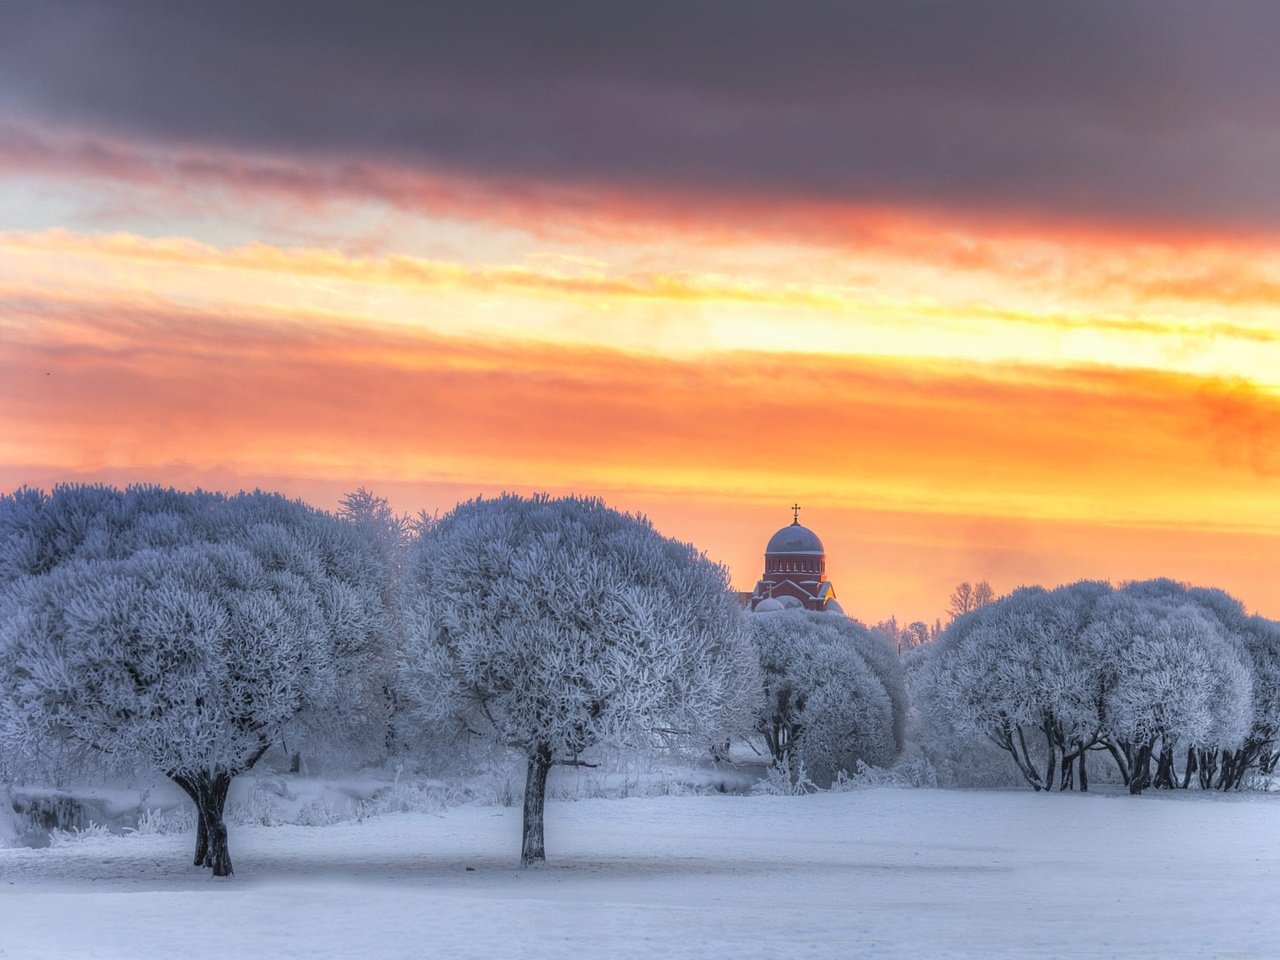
[751, 610, 906, 787]
[918, 582, 1113, 791]
[331, 487, 411, 763]
[919, 579, 1264, 794]
[1086, 590, 1252, 794]
[1111, 583, 1280, 793]
[1220, 614, 1280, 788]
[902, 621, 932, 651]
[400, 494, 759, 866]
[0, 485, 393, 876]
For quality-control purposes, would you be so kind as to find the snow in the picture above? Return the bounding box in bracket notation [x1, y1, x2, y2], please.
[4, 788, 1280, 959]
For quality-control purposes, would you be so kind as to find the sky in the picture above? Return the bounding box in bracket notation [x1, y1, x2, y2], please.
[1, 1, 1278, 625]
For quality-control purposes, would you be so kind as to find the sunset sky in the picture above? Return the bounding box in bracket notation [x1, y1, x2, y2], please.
[1, 1, 1278, 625]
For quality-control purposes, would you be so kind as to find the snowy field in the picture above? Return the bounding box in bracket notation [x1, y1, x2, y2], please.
[4, 788, 1280, 959]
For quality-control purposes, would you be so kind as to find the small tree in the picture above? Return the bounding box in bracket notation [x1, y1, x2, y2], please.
[400, 494, 759, 866]
[948, 580, 995, 621]
[0, 485, 393, 876]
[751, 609, 907, 787]
[333, 487, 411, 764]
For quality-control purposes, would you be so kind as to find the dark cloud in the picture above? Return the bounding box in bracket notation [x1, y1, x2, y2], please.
[3, 0, 1280, 228]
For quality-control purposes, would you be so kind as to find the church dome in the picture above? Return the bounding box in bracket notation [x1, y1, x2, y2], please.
[765, 523, 824, 556]
[754, 597, 785, 613]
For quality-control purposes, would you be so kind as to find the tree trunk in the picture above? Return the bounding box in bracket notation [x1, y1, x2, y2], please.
[193, 810, 209, 866]
[1218, 748, 1255, 791]
[1224, 744, 1262, 791]
[1262, 749, 1279, 775]
[1154, 744, 1177, 790]
[521, 743, 553, 867]
[1078, 747, 1088, 792]
[1014, 725, 1044, 792]
[170, 773, 208, 867]
[1198, 748, 1217, 790]
[205, 772, 233, 877]
[169, 770, 235, 877]
[1182, 747, 1196, 790]
[1216, 749, 1237, 791]
[1128, 743, 1153, 795]
[1103, 740, 1130, 785]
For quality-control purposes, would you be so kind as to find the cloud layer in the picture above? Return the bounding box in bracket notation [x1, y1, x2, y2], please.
[4, 1, 1280, 230]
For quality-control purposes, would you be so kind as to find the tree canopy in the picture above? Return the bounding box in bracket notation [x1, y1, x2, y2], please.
[400, 493, 760, 864]
[0, 485, 394, 874]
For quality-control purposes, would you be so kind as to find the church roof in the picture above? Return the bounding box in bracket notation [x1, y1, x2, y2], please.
[765, 522, 824, 556]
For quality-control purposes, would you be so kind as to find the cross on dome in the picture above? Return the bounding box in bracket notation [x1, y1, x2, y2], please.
[791, 503, 801, 525]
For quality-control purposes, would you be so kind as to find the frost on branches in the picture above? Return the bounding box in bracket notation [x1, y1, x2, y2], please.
[915, 579, 1273, 793]
[0, 485, 394, 876]
[751, 609, 907, 788]
[400, 493, 760, 866]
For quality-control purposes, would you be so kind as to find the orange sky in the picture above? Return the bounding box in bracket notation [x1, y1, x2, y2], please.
[1, 204, 1277, 624]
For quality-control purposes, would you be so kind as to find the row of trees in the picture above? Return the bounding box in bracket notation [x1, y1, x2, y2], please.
[0, 486, 783, 875]
[3, 484, 1274, 879]
[913, 580, 1280, 794]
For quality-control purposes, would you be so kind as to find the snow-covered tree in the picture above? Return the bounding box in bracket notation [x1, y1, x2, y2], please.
[400, 493, 759, 866]
[1111, 583, 1280, 793]
[0, 485, 394, 876]
[751, 609, 906, 787]
[902, 621, 932, 651]
[918, 582, 1113, 791]
[331, 487, 411, 764]
[919, 578, 1266, 794]
[1086, 589, 1252, 793]
[1220, 613, 1280, 788]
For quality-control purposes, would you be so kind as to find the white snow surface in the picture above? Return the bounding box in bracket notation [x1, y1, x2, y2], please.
[3, 787, 1280, 959]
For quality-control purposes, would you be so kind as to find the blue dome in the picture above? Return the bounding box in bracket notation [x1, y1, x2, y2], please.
[765, 523, 824, 556]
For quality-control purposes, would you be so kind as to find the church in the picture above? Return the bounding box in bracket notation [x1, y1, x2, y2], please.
[748, 506, 844, 615]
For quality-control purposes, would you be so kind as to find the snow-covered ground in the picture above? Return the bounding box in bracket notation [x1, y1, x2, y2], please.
[3, 787, 1279, 959]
